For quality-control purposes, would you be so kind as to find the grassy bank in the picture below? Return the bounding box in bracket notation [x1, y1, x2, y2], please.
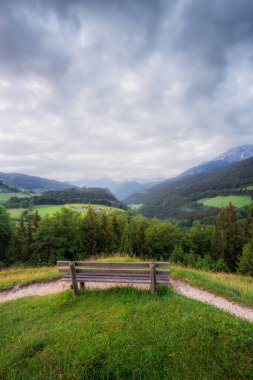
[0, 266, 61, 291]
[0, 287, 253, 379]
[171, 266, 253, 307]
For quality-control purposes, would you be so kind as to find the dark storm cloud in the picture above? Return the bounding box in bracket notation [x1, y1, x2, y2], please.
[0, 0, 253, 180]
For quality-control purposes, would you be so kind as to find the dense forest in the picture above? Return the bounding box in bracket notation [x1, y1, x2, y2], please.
[125, 157, 253, 220]
[0, 203, 253, 276]
[6, 187, 125, 209]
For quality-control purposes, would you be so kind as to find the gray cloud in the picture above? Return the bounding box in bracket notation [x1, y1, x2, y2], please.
[0, 0, 253, 181]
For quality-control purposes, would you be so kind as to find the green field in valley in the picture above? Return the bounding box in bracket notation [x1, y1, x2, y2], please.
[0, 192, 29, 203]
[8, 203, 126, 220]
[198, 195, 252, 208]
[128, 203, 143, 210]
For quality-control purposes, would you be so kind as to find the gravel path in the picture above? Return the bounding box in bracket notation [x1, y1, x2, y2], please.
[0, 280, 147, 303]
[0, 278, 253, 323]
[169, 277, 253, 323]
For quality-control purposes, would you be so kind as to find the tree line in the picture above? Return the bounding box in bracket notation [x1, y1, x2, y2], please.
[0, 203, 253, 275]
[6, 187, 126, 209]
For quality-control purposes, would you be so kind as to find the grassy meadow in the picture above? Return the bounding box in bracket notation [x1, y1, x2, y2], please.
[171, 266, 253, 307]
[1, 286, 253, 379]
[8, 203, 126, 220]
[128, 204, 143, 210]
[0, 192, 28, 203]
[198, 195, 252, 208]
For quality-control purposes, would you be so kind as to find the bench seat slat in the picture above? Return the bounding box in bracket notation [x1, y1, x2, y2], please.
[62, 276, 169, 283]
[57, 261, 170, 268]
[59, 268, 169, 275]
[61, 277, 169, 284]
[63, 273, 169, 279]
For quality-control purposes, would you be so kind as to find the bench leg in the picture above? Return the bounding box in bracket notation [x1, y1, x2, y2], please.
[80, 282, 85, 289]
[150, 263, 157, 294]
[69, 261, 78, 295]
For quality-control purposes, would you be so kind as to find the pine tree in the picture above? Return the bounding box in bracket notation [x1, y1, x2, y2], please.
[99, 213, 113, 254]
[215, 203, 241, 271]
[0, 206, 14, 264]
[82, 206, 99, 256]
[244, 205, 253, 242]
[111, 215, 122, 251]
[133, 222, 149, 257]
[120, 224, 132, 254]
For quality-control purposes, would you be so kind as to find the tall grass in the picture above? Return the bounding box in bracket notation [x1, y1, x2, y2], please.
[171, 266, 253, 307]
[0, 266, 61, 291]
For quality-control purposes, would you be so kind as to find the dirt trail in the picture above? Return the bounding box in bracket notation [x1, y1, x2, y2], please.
[0, 278, 253, 323]
[0, 280, 147, 303]
[169, 277, 253, 323]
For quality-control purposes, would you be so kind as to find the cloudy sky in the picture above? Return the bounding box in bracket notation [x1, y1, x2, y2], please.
[1, 0, 253, 181]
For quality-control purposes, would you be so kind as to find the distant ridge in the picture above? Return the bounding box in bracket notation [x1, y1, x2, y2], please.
[70, 177, 165, 200]
[125, 154, 253, 220]
[0, 172, 72, 192]
[181, 145, 253, 176]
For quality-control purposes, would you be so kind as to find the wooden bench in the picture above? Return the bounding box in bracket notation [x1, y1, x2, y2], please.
[57, 261, 170, 295]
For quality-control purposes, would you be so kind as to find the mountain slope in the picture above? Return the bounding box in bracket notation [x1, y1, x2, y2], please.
[181, 145, 253, 176]
[0, 172, 72, 192]
[125, 157, 253, 219]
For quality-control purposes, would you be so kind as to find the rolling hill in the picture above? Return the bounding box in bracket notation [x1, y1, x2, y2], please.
[6, 187, 126, 210]
[125, 157, 253, 220]
[0, 172, 72, 192]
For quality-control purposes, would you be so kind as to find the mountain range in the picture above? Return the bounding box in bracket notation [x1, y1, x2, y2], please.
[125, 145, 253, 220]
[180, 145, 253, 176]
[0, 145, 253, 213]
[69, 177, 165, 200]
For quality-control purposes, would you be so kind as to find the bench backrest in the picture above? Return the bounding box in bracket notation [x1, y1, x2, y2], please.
[57, 261, 170, 294]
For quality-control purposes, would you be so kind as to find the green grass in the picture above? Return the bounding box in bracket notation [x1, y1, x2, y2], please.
[198, 195, 252, 208]
[0, 266, 61, 291]
[0, 257, 139, 291]
[245, 185, 253, 190]
[0, 287, 253, 379]
[8, 208, 27, 220]
[0, 192, 28, 203]
[128, 204, 143, 210]
[8, 203, 126, 220]
[171, 266, 253, 307]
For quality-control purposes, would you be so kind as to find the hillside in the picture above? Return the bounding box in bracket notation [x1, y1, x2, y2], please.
[0, 179, 19, 193]
[181, 145, 253, 176]
[0, 172, 71, 192]
[7, 187, 125, 210]
[125, 157, 253, 220]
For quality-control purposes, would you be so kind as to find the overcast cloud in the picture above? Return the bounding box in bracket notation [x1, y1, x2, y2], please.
[0, 0, 253, 181]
